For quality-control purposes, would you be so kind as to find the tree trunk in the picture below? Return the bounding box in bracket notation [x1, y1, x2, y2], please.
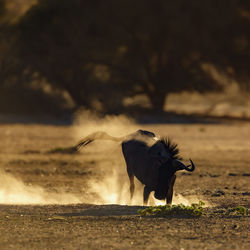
[148, 90, 166, 113]
[66, 85, 87, 108]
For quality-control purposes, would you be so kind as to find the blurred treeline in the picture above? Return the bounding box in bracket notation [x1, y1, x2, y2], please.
[0, 0, 249, 115]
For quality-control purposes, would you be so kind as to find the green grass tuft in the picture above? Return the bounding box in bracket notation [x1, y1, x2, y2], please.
[138, 201, 205, 217]
[228, 206, 248, 216]
[214, 206, 249, 216]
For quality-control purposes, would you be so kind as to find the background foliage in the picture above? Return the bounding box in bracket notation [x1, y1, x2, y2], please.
[0, 0, 250, 115]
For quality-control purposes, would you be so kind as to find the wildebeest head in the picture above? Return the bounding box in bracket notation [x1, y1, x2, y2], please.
[153, 138, 195, 200]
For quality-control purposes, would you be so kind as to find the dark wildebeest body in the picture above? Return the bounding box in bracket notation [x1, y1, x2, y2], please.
[73, 129, 195, 205]
[121, 130, 194, 205]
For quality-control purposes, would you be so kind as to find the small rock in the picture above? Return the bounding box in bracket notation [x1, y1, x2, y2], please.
[212, 190, 225, 197]
[209, 174, 220, 178]
[203, 190, 212, 195]
[214, 208, 226, 214]
[242, 173, 250, 177]
[182, 172, 191, 176]
[242, 192, 250, 196]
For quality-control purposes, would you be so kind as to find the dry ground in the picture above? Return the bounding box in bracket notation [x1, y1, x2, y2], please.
[0, 120, 249, 249]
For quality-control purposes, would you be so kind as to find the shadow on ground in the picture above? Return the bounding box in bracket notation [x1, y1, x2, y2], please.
[59, 204, 146, 217]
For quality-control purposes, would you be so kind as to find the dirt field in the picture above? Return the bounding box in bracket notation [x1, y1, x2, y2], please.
[0, 119, 249, 249]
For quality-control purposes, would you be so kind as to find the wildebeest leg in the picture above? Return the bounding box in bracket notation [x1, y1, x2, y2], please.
[143, 186, 152, 205]
[129, 175, 135, 201]
[126, 163, 135, 202]
[166, 175, 176, 204]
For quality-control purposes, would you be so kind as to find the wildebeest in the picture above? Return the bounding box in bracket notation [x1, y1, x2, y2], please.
[73, 129, 195, 205]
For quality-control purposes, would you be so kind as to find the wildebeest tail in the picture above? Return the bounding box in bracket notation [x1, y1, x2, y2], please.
[74, 131, 122, 151]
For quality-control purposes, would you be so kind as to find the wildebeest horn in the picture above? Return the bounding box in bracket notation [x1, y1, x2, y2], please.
[173, 159, 195, 172]
[185, 159, 195, 172]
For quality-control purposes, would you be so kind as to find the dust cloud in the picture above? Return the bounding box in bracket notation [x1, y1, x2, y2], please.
[83, 168, 209, 206]
[0, 170, 81, 204]
[72, 110, 144, 204]
[0, 111, 206, 206]
[73, 109, 137, 139]
[0, 166, 208, 206]
[72, 111, 208, 207]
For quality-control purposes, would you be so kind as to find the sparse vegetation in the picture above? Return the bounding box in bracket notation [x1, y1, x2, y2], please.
[212, 189, 225, 197]
[45, 146, 78, 154]
[138, 203, 249, 218]
[227, 206, 249, 216]
[213, 206, 249, 216]
[138, 201, 205, 217]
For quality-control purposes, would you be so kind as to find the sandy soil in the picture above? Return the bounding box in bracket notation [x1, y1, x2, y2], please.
[0, 120, 249, 249]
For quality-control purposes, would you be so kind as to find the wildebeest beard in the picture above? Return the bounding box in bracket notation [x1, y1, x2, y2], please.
[154, 159, 176, 200]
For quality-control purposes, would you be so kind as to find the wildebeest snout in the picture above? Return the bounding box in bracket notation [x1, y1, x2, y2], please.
[154, 191, 167, 200]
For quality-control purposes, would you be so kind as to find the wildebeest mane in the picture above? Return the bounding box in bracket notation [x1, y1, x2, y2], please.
[159, 137, 182, 160]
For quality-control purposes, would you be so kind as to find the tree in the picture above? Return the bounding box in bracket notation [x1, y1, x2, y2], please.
[17, 0, 250, 113]
[0, 0, 19, 87]
[95, 0, 249, 111]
